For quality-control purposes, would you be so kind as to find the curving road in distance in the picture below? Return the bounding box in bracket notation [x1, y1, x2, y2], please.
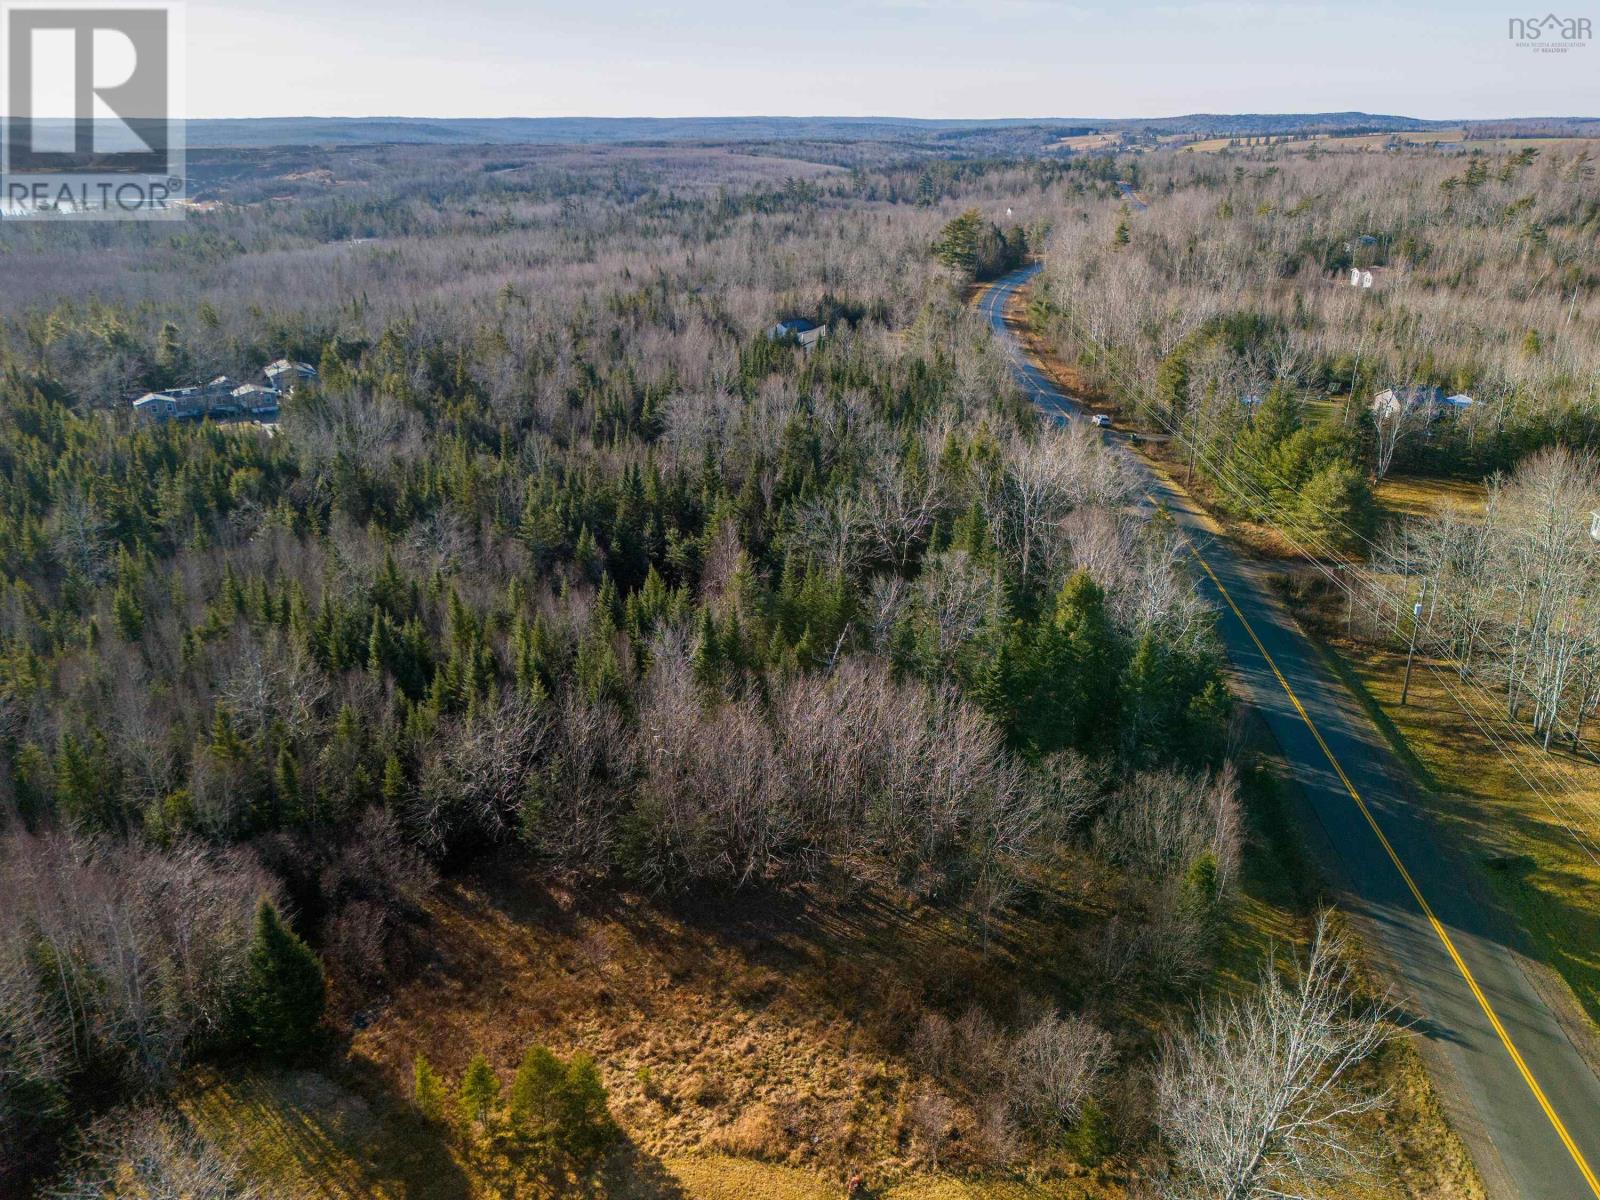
[979, 262, 1600, 1200]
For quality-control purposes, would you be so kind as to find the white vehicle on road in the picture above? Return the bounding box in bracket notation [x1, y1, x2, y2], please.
[1090, 413, 1111, 428]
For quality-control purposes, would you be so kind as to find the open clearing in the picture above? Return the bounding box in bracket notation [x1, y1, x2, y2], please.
[181, 801, 1476, 1200]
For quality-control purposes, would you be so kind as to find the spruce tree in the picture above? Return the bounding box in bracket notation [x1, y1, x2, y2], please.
[459, 1052, 501, 1128]
[553, 1052, 617, 1166]
[509, 1044, 564, 1132]
[414, 1053, 447, 1122]
[243, 899, 326, 1060]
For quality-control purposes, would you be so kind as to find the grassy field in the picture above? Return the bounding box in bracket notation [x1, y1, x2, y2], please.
[1052, 134, 1124, 152]
[1373, 475, 1486, 521]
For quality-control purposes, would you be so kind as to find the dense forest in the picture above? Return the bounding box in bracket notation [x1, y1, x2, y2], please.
[0, 142, 1465, 1198]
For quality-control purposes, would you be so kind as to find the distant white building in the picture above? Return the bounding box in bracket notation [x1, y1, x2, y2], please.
[766, 319, 827, 351]
[1349, 266, 1388, 289]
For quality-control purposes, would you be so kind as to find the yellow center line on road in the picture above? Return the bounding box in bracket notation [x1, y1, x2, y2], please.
[1159, 503, 1600, 1196]
[982, 262, 1599, 1187]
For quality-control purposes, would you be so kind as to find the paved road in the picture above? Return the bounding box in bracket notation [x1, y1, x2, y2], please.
[1114, 180, 1149, 210]
[980, 263, 1600, 1199]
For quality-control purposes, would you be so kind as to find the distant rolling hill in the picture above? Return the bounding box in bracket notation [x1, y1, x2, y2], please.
[179, 112, 1597, 149]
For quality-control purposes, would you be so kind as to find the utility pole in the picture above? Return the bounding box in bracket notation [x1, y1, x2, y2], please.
[1400, 582, 1426, 706]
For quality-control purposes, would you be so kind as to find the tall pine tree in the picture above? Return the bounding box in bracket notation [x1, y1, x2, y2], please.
[242, 899, 326, 1060]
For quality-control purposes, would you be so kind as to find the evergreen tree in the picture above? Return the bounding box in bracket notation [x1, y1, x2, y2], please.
[932, 208, 985, 277]
[509, 1044, 565, 1132]
[414, 1053, 447, 1122]
[242, 899, 326, 1060]
[1292, 459, 1375, 555]
[459, 1052, 501, 1128]
[552, 1053, 617, 1166]
[1032, 570, 1119, 752]
[1154, 346, 1192, 419]
[111, 579, 145, 641]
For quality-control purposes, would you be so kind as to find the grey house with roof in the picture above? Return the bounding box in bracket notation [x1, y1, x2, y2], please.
[766, 319, 827, 351]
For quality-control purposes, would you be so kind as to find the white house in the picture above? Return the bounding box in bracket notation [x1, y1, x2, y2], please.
[766, 319, 827, 351]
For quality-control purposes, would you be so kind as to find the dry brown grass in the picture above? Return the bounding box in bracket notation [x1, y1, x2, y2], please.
[183, 1066, 474, 1200]
[347, 853, 1140, 1187]
[179, 827, 1476, 1200]
[1373, 475, 1486, 521]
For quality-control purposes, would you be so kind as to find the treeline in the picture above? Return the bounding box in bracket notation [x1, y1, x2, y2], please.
[0, 197, 1230, 1194]
[1377, 446, 1600, 752]
[0, 830, 328, 1175]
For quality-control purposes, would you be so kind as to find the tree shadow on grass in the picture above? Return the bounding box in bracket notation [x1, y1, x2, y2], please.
[597, 1136, 689, 1200]
[186, 1066, 472, 1200]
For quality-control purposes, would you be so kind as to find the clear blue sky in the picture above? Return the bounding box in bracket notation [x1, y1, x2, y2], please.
[189, 0, 1597, 119]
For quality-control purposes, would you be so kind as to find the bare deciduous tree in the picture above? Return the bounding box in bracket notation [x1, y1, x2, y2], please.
[48, 1106, 262, 1200]
[1005, 1011, 1113, 1131]
[1155, 913, 1393, 1200]
[985, 424, 1138, 587]
[1371, 393, 1431, 481]
[1096, 765, 1242, 900]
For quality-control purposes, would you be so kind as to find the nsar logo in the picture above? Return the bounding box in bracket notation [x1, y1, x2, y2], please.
[1507, 12, 1592, 51]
